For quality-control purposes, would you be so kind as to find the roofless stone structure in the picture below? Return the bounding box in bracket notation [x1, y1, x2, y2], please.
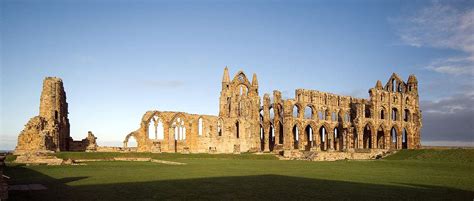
[123, 67, 422, 154]
[14, 77, 96, 154]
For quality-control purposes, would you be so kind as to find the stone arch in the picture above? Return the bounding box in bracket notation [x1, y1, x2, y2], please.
[363, 123, 375, 149]
[269, 122, 275, 150]
[217, 118, 224, 137]
[274, 103, 284, 122]
[197, 116, 204, 136]
[235, 120, 240, 139]
[318, 108, 327, 121]
[380, 107, 387, 120]
[318, 124, 330, 151]
[402, 127, 409, 149]
[169, 112, 187, 127]
[303, 104, 315, 119]
[292, 120, 303, 149]
[269, 106, 275, 122]
[403, 109, 411, 122]
[278, 121, 284, 145]
[232, 71, 251, 86]
[292, 103, 303, 118]
[391, 108, 399, 121]
[331, 110, 338, 121]
[365, 105, 371, 118]
[390, 125, 401, 149]
[173, 118, 186, 141]
[376, 124, 386, 149]
[142, 111, 166, 140]
[123, 132, 138, 149]
[304, 123, 314, 151]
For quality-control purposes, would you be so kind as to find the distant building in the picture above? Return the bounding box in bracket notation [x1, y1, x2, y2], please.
[123, 67, 422, 154]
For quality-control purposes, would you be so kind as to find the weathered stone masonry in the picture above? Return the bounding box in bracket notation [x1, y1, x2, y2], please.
[124, 68, 422, 153]
[15, 77, 96, 154]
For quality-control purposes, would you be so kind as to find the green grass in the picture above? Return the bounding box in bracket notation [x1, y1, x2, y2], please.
[5, 149, 474, 200]
[54, 151, 278, 161]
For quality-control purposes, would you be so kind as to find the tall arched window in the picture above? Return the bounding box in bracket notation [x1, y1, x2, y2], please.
[404, 109, 410, 122]
[217, 120, 222, 136]
[157, 118, 164, 140]
[318, 111, 326, 120]
[391, 127, 397, 149]
[148, 116, 164, 140]
[269, 107, 275, 121]
[304, 106, 313, 119]
[293, 105, 299, 118]
[392, 108, 398, 121]
[198, 118, 203, 136]
[235, 121, 240, 138]
[391, 79, 396, 92]
[173, 117, 186, 140]
[365, 106, 371, 118]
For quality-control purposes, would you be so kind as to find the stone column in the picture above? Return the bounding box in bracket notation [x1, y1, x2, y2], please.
[264, 125, 270, 152]
[314, 129, 321, 151]
[342, 129, 347, 151]
[357, 127, 363, 149]
[371, 129, 376, 149]
[298, 127, 305, 151]
[397, 130, 403, 150]
[283, 121, 293, 150]
[384, 129, 390, 149]
[328, 129, 334, 151]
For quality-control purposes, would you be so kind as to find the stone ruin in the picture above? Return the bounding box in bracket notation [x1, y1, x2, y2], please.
[13, 68, 422, 160]
[14, 77, 97, 155]
[123, 67, 422, 156]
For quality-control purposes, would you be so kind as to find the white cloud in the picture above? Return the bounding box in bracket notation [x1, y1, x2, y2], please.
[396, 1, 474, 76]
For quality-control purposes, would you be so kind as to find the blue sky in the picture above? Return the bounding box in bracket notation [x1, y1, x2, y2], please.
[1, 0, 473, 149]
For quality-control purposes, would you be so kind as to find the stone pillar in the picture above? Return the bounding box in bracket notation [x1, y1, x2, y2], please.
[342, 129, 347, 151]
[371, 129, 376, 149]
[328, 129, 334, 151]
[397, 130, 403, 150]
[298, 127, 305, 151]
[357, 127, 363, 149]
[283, 121, 293, 150]
[264, 125, 270, 152]
[384, 129, 390, 149]
[274, 122, 280, 146]
[314, 129, 321, 151]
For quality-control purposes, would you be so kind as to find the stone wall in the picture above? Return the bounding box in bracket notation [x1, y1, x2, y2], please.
[69, 131, 98, 152]
[14, 77, 98, 154]
[124, 68, 422, 154]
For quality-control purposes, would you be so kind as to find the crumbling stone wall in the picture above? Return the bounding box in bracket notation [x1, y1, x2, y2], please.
[15, 77, 97, 154]
[125, 68, 421, 154]
[69, 131, 98, 152]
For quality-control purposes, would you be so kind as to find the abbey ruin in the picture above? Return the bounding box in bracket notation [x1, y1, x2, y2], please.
[14, 68, 421, 158]
[123, 68, 422, 155]
[14, 77, 97, 154]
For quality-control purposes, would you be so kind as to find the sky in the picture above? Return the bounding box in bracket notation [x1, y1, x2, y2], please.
[1, 0, 473, 150]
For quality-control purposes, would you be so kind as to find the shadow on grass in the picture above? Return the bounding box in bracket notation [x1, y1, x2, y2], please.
[6, 165, 473, 201]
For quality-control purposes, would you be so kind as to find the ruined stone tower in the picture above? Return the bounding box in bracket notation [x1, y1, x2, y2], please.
[15, 77, 71, 153]
[39, 77, 71, 151]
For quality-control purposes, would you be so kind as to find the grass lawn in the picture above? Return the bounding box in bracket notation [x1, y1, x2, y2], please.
[4, 149, 474, 200]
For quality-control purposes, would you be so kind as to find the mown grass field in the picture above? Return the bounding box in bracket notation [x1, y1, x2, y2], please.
[4, 149, 474, 200]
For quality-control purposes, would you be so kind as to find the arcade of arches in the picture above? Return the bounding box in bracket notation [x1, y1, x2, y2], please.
[123, 68, 422, 153]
